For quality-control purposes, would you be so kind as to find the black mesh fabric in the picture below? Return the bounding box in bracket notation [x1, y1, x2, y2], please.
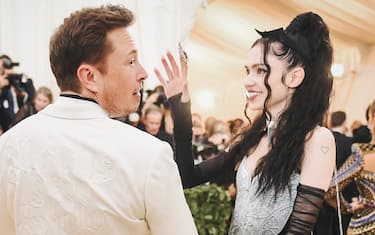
[286, 184, 325, 234]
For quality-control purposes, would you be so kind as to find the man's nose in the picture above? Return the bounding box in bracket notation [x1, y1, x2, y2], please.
[137, 64, 148, 82]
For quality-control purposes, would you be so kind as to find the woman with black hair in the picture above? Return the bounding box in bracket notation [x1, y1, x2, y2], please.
[155, 12, 336, 234]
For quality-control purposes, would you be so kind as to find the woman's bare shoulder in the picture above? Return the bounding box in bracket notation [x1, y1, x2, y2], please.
[300, 126, 336, 190]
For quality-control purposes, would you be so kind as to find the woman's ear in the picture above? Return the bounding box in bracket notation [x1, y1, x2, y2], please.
[77, 64, 99, 93]
[286, 67, 305, 88]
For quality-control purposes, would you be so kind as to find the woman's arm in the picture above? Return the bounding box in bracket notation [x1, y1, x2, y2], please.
[154, 50, 235, 188]
[169, 93, 234, 188]
[286, 127, 336, 233]
[299, 127, 336, 190]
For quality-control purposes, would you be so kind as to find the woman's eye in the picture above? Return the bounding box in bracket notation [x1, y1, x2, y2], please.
[244, 66, 250, 75]
[256, 68, 267, 75]
[130, 58, 136, 65]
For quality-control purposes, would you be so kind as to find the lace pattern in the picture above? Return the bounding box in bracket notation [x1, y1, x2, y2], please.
[229, 158, 300, 235]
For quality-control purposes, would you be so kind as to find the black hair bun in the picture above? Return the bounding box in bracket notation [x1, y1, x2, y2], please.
[285, 12, 330, 59]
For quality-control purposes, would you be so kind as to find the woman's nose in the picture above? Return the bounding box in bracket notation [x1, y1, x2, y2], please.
[244, 74, 256, 87]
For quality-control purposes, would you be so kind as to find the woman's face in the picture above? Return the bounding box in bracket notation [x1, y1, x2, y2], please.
[244, 42, 291, 117]
[34, 93, 51, 112]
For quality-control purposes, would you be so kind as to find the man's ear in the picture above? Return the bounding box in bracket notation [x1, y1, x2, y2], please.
[285, 67, 305, 88]
[77, 64, 99, 93]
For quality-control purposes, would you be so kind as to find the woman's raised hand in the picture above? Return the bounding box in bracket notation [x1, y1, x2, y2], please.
[154, 44, 190, 102]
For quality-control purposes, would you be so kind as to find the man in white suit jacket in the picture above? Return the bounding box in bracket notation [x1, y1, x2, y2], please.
[0, 5, 198, 235]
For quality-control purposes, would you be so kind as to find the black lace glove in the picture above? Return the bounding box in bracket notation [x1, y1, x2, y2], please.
[286, 184, 325, 234]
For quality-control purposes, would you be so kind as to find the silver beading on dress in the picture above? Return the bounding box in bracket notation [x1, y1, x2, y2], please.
[229, 158, 300, 235]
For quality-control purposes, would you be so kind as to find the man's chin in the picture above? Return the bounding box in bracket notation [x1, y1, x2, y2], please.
[116, 109, 138, 119]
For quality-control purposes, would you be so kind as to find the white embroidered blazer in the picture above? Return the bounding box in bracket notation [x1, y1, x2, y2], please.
[0, 97, 197, 235]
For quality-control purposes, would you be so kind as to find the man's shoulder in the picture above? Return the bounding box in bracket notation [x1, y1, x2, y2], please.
[112, 123, 174, 168]
[111, 120, 170, 150]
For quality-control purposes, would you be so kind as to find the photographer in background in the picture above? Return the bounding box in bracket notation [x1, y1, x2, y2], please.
[141, 85, 173, 135]
[0, 54, 35, 134]
[11, 86, 53, 128]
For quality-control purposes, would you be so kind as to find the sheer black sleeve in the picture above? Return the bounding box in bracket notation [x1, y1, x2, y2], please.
[286, 184, 325, 234]
[168, 94, 235, 188]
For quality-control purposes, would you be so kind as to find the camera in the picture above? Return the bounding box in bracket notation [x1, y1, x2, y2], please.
[0, 55, 34, 98]
[154, 93, 167, 107]
[4, 73, 35, 103]
[6, 73, 29, 92]
[193, 138, 219, 160]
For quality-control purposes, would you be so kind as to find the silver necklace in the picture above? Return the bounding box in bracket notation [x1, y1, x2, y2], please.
[265, 117, 278, 144]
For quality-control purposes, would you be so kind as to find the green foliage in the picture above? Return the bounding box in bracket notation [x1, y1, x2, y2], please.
[184, 184, 233, 235]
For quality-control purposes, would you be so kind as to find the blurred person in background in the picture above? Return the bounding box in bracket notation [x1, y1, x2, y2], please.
[0, 54, 35, 134]
[11, 86, 54, 127]
[141, 85, 174, 135]
[351, 120, 372, 143]
[208, 119, 231, 151]
[315, 110, 356, 234]
[330, 111, 353, 167]
[228, 118, 246, 139]
[326, 98, 375, 234]
[192, 112, 205, 144]
[141, 104, 174, 148]
[350, 106, 373, 144]
[204, 116, 216, 138]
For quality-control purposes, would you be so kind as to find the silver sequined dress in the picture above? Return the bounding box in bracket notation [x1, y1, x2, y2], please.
[229, 158, 300, 235]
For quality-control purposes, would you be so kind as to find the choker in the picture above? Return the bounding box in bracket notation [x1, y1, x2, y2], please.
[60, 94, 98, 104]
